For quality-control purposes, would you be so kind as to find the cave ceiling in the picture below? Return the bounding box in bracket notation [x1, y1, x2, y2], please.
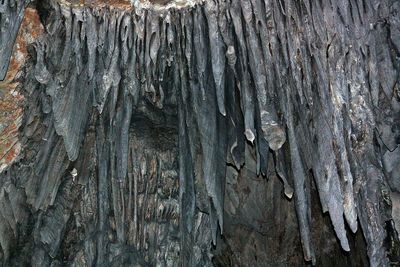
[0, 0, 399, 266]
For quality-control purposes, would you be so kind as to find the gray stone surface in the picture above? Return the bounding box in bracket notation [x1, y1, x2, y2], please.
[0, 0, 399, 266]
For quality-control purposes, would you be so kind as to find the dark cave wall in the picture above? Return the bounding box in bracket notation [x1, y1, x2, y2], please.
[0, 0, 399, 266]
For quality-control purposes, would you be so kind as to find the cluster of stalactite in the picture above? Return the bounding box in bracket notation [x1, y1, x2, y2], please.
[0, 0, 399, 266]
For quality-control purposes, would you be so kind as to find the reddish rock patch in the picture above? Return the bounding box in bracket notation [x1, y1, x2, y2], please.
[0, 7, 44, 172]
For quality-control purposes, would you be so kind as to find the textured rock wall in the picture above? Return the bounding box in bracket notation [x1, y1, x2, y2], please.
[0, 6, 43, 171]
[0, 0, 399, 266]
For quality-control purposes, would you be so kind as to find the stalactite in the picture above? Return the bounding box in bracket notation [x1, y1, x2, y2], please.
[0, 0, 399, 266]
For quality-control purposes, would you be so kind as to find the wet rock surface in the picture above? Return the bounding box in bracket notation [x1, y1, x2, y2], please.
[0, 0, 399, 266]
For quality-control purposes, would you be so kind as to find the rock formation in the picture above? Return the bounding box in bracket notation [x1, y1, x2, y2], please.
[0, 0, 399, 266]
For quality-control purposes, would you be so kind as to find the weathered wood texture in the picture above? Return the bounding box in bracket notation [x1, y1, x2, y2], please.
[0, 0, 399, 266]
